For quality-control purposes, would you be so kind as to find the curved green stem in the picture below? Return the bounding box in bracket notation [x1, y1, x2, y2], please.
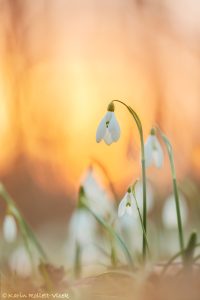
[132, 192, 150, 256]
[159, 131, 184, 255]
[112, 100, 147, 261]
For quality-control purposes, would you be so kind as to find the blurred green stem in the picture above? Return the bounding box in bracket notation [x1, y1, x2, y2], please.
[132, 190, 150, 256]
[159, 132, 184, 256]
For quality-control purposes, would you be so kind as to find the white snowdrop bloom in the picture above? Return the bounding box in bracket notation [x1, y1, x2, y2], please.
[162, 193, 188, 229]
[9, 246, 32, 278]
[3, 214, 17, 243]
[68, 209, 97, 246]
[144, 130, 164, 168]
[96, 104, 120, 145]
[66, 208, 102, 266]
[134, 180, 154, 213]
[82, 169, 115, 217]
[115, 214, 142, 255]
[118, 190, 137, 218]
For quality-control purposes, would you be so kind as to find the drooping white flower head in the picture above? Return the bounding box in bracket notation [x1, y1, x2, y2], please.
[144, 128, 164, 168]
[162, 193, 188, 229]
[9, 246, 32, 278]
[134, 180, 154, 213]
[96, 102, 120, 145]
[118, 188, 137, 218]
[82, 167, 115, 217]
[65, 208, 103, 267]
[3, 214, 17, 243]
[68, 208, 97, 246]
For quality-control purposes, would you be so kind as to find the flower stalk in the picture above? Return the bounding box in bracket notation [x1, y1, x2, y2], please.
[111, 100, 148, 261]
[131, 184, 150, 256]
[159, 132, 184, 255]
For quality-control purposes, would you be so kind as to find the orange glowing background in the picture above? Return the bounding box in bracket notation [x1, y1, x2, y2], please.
[0, 0, 200, 215]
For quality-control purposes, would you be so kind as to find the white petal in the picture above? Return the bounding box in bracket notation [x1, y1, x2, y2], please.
[3, 215, 17, 243]
[152, 136, 164, 168]
[103, 129, 114, 145]
[144, 136, 154, 168]
[162, 193, 188, 229]
[118, 195, 128, 217]
[69, 209, 97, 245]
[83, 169, 115, 216]
[9, 246, 32, 278]
[108, 113, 120, 142]
[96, 116, 106, 143]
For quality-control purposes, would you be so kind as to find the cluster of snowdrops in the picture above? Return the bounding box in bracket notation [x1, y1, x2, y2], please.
[0, 100, 197, 283]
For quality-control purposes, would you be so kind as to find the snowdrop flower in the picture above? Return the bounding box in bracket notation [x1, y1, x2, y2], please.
[3, 214, 17, 243]
[9, 246, 32, 278]
[65, 208, 102, 266]
[144, 128, 164, 168]
[96, 102, 120, 145]
[118, 188, 137, 218]
[68, 208, 97, 246]
[115, 214, 142, 254]
[82, 168, 115, 217]
[134, 180, 154, 213]
[162, 193, 188, 229]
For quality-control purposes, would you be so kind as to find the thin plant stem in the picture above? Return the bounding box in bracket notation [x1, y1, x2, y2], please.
[159, 132, 184, 255]
[112, 100, 147, 261]
[132, 192, 150, 256]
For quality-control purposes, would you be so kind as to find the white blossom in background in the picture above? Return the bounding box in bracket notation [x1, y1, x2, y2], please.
[134, 180, 154, 213]
[9, 246, 32, 278]
[162, 193, 188, 229]
[144, 129, 164, 168]
[3, 214, 17, 243]
[65, 208, 103, 266]
[68, 209, 97, 246]
[115, 214, 142, 256]
[96, 104, 120, 145]
[118, 190, 137, 218]
[82, 168, 115, 217]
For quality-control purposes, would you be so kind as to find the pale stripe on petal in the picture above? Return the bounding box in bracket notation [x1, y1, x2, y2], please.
[103, 129, 114, 145]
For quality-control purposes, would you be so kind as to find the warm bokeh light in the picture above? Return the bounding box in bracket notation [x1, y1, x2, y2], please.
[0, 0, 200, 202]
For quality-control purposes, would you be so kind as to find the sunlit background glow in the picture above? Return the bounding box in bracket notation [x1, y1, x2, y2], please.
[0, 0, 200, 224]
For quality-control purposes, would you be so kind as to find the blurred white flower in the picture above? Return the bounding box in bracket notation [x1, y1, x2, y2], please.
[9, 246, 32, 278]
[134, 180, 154, 213]
[162, 193, 188, 229]
[3, 214, 17, 243]
[144, 131, 164, 168]
[68, 209, 97, 246]
[115, 214, 142, 256]
[118, 190, 137, 218]
[82, 168, 115, 217]
[65, 208, 103, 267]
[96, 110, 120, 145]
